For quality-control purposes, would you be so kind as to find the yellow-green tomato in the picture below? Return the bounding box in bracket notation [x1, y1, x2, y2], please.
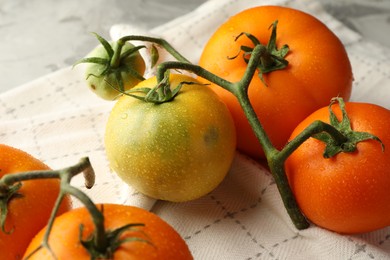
[84, 41, 146, 100]
[105, 74, 236, 202]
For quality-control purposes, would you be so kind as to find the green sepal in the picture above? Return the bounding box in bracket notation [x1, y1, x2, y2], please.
[232, 20, 289, 85]
[0, 182, 23, 234]
[150, 45, 160, 68]
[314, 97, 385, 158]
[91, 32, 114, 59]
[117, 64, 145, 82]
[74, 33, 146, 92]
[79, 222, 151, 259]
[267, 21, 289, 60]
[74, 57, 108, 67]
[121, 71, 202, 104]
[120, 45, 145, 61]
[113, 70, 124, 92]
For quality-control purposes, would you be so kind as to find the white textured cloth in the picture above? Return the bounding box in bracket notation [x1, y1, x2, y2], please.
[1, 0, 389, 259]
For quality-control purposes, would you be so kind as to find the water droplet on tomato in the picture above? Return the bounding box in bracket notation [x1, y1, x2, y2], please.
[220, 70, 230, 77]
[121, 113, 128, 119]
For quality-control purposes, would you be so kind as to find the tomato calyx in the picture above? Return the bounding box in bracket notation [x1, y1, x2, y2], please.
[230, 21, 289, 84]
[0, 182, 23, 234]
[75, 33, 146, 92]
[313, 97, 385, 158]
[123, 71, 200, 104]
[80, 216, 152, 259]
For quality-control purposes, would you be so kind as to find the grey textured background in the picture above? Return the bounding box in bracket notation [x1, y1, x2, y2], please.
[0, 0, 389, 93]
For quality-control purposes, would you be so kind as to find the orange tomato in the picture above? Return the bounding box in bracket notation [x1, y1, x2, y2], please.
[198, 6, 352, 159]
[0, 144, 72, 260]
[285, 102, 390, 234]
[24, 204, 193, 259]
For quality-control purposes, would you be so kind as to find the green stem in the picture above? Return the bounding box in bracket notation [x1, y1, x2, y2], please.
[267, 120, 353, 230]
[0, 158, 93, 195]
[118, 35, 191, 64]
[110, 43, 123, 68]
[224, 47, 307, 229]
[233, 89, 278, 158]
[54, 160, 105, 251]
[279, 120, 348, 162]
[233, 84, 309, 229]
[156, 62, 232, 88]
[62, 185, 106, 252]
[267, 161, 309, 229]
[0, 171, 59, 187]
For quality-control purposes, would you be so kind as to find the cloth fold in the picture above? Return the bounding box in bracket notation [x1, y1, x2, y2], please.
[1, 0, 389, 259]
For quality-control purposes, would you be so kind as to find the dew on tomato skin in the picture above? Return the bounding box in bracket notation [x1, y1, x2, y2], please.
[120, 113, 128, 119]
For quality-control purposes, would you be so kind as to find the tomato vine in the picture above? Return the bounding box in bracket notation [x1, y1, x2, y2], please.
[104, 20, 382, 230]
[0, 158, 150, 259]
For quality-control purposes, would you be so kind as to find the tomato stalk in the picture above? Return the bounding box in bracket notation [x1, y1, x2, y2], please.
[115, 35, 191, 64]
[98, 31, 372, 230]
[0, 158, 92, 235]
[0, 158, 147, 259]
[0, 158, 99, 258]
[278, 119, 348, 161]
[151, 46, 382, 230]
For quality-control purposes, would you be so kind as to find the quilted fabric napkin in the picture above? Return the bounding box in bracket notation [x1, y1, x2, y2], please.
[1, 0, 390, 259]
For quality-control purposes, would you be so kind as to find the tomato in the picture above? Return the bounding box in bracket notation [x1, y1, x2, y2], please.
[198, 6, 352, 159]
[24, 204, 193, 259]
[285, 102, 390, 234]
[82, 38, 146, 100]
[105, 74, 236, 202]
[0, 144, 72, 260]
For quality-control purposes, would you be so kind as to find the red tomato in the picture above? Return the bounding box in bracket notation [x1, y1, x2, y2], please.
[198, 6, 352, 159]
[24, 204, 193, 259]
[286, 102, 390, 233]
[0, 144, 72, 260]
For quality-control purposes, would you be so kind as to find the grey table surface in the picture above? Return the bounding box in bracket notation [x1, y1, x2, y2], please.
[1, 0, 390, 94]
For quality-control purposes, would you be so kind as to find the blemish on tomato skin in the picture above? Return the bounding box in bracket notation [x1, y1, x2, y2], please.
[203, 126, 219, 145]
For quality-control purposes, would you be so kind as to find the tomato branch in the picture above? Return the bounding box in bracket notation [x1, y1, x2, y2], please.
[0, 157, 93, 189]
[60, 185, 107, 253]
[118, 35, 191, 64]
[10, 158, 98, 260]
[15, 157, 120, 259]
[12, 157, 151, 259]
[0, 158, 94, 237]
[278, 120, 349, 162]
[282, 97, 384, 160]
[93, 34, 374, 232]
